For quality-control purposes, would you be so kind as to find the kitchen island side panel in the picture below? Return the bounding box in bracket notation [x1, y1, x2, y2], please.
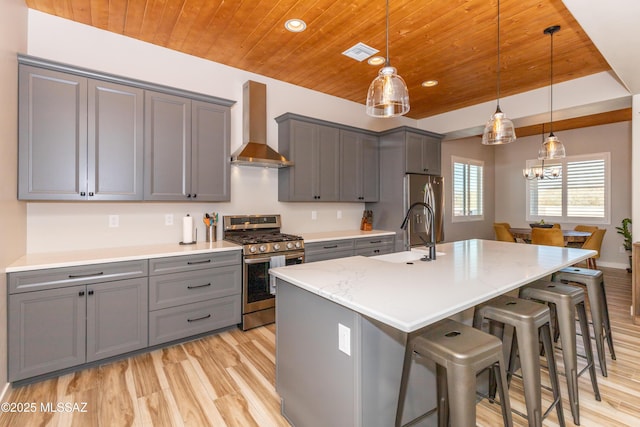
[276, 279, 360, 426]
[275, 279, 437, 427]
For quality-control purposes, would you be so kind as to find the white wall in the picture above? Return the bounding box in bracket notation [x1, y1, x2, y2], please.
[494, 122, 632, 268]
[25, 11, 417, 253]
[0, 0, 27, 393]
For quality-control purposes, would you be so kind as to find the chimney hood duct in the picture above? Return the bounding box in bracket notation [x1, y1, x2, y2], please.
[230, 80, 293, 168]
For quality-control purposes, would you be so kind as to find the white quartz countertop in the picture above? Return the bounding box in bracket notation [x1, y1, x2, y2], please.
[300, 229, 396, 243]
[270, 239, 596, 333]
[5, 241, 241, 273]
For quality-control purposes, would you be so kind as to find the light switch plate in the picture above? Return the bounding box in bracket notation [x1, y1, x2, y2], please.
[338, 323, 351, 356]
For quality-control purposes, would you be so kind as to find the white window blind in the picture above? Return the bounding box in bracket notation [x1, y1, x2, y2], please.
[526, 152, 609, 224]
[452, 157, 483, 222]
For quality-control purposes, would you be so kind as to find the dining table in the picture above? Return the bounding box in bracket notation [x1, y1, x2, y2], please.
[510, 227, 591, 245]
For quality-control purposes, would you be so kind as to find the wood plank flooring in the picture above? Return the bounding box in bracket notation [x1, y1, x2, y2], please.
[1, 267, 638, 426]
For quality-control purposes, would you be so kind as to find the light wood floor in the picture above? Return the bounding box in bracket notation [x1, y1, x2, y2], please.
[1, 267, 638, 427]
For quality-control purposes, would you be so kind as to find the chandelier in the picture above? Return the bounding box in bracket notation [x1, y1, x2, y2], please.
[523, 124, 561, 180]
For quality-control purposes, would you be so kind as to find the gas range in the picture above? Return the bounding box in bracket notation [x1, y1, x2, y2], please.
[223, 215, 304, 256]
[223, 214, 305, 331]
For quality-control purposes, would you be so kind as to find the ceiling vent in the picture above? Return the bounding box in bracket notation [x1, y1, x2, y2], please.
[342, 42, 379, 62]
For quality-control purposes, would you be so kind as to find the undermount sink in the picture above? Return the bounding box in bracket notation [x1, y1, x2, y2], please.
[374, 249, 446, 264]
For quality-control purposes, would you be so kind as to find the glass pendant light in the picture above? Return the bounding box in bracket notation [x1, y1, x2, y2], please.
[539, 25, 566, 160]
[366, 0, 410, 118]
[482, 0, 515, 145]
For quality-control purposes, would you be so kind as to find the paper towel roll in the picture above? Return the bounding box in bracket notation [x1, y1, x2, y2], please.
[182, 215, 193, 243]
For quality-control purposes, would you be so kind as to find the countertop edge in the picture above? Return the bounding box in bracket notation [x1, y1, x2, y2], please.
[5, 242, 242, 273]
[301, 229, 396, 243]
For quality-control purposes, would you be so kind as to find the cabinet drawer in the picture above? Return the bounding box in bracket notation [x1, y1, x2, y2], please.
[149, 265, 241, 310]
[306, 249, 354, 263]
[354, 235, 395, 249]
[149, 251, 241, 276]
[8, 260, 148, 294]
[305, 239, 354, 255]
[149, 295, 241, 346]
[354, 246, 394, 257]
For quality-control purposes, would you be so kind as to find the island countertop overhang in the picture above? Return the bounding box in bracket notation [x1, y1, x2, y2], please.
[270, 239, 597, 333]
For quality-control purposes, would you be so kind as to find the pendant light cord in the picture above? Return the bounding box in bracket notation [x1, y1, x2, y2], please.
[496, 0, 501, 107]
[549, 27, 554, 135]
[385, 0, 390, 67]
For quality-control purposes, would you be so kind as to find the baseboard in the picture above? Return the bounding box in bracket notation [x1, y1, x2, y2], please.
[0, 382, 11, 403]
[596, 261, 630, 270]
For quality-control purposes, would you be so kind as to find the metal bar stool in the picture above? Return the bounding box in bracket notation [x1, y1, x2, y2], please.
[520, 281, 601, 425]
[399, 318, 513, 427]
[552, 267, 616, 376]
[473, 295, 565, 427]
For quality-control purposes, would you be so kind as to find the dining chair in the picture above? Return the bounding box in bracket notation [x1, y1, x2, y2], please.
[552, 223, 561, 229]
[494, 223, 516, 243]
[531, 227, 565, 247]
[581, 229, 606, 269]
[575, 225, 598, 233]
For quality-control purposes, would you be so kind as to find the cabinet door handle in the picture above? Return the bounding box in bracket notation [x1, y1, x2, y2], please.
[187, 314, 211, 323]
[187, 283, 211, 290]
[192, 194, 197, 199]
[374, 249, 380, 253]
[323, 245, 338, 249]
[69, 272, 104, 279]
[423, 168, 429, 172]
[88, 192, 94, 196]
[88, 290, 94, 295]
[80, 192, 86, 196]
[187, 194, 192, 198]
[79, 291, 85, 297]
[187, 259, 212, 265]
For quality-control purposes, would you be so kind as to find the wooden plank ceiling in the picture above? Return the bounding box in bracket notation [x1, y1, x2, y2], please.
[26, 0, 622, 131]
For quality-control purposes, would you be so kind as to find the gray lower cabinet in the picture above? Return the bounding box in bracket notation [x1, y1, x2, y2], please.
[277, 116, 341, 202]
[305, 235, 395, 262]
[144, 91, 230, 201]
[8, 263, 148, 382]
[340, 130, 379, 202]
[148, 252, 241, 346]
[18, 64, 144, 200]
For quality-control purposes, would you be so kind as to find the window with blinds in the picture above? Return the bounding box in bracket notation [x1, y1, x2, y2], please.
[452, 156, 483, 222]
[526, 152, 610, 223]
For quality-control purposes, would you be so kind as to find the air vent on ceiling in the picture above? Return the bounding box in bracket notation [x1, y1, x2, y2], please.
[342, 42, 379, 62]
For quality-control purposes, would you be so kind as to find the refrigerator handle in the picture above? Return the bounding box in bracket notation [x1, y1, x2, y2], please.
[424, 181, 434, 231]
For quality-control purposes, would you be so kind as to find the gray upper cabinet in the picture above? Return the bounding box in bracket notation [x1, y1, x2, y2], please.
[340, 130, 379, 202]
[17, 55, 234, 202]
[404, 131, 441, 176]
[144, 91, 230, 201]
[278, 116, 340, 202]
[18, 65, 88, 200]
[18, 65, 144, 200]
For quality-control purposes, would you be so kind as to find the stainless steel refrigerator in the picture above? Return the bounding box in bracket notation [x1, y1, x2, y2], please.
[404, 174, 444, 249]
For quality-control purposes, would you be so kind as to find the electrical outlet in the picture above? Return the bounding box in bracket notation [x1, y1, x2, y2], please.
[337, 210, 342, 219]
[108, 215, 119, 228]
[165, 214, 174, 226]
[338, 323, 351, 356]
[311, 211, 317, 220]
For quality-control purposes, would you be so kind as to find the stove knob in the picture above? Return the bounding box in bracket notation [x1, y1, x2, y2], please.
[295, 241, 302, 248]
[259, 245, 267, 252]
[286, 242, 294, 249]
[249, 246, 257, 253]
[273, 243, 281, 251]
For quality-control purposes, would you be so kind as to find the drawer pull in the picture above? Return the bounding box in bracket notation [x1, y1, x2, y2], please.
[323, 245, 338, 249]
[187, 283, 212, 290]
[69, 272, 104, 279]
[370, 240, 382, 244]
[187, 314, 211, 323]
[187, 260, 212, 265]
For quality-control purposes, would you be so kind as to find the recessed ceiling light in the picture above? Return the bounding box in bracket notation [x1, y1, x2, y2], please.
[367, 56, 386, 66]
[285, 19, 306, 33]
[421, 80, 439, 87]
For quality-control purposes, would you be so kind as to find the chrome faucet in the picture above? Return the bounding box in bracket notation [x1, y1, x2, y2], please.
[400, 202, 437, 261]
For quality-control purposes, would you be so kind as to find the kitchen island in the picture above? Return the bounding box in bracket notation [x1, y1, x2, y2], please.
[270, 239, 596, 427]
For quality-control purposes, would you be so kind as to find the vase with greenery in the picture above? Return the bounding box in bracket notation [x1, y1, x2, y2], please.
[616, 218, 632, 272]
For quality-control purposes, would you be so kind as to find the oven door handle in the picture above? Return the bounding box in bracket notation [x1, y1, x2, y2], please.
[244, 253, 304, 264]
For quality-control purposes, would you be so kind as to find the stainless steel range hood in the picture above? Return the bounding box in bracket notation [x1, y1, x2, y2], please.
[230, 80, 293, 168]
